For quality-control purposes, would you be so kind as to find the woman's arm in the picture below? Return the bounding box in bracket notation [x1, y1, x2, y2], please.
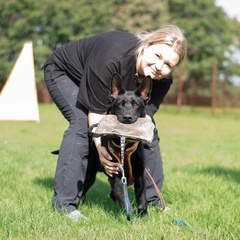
[146, 77, 173, 117]
[88, 111, 119, 177]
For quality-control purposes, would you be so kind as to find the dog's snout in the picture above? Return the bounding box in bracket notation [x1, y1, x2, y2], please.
[123, 116, 132, 120]
[117, 114, 138, 124]
[123, 115, 133, 123]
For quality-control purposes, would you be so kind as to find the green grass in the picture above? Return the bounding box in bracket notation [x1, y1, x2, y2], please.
[0, 104, 239, 240]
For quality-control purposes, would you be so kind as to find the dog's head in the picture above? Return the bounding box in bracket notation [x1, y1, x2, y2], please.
[109, 73, 152, 124]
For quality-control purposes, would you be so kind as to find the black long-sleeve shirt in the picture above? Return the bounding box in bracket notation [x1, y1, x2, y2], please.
[44, 30, 172, 117]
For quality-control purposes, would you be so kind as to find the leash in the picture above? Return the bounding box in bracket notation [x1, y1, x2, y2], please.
[145, 168, 166, 211]
[119, 136, 132, 221]
[90, 124, 216, 235]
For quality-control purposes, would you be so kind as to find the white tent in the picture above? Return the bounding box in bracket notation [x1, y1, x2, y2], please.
[0, 41, 40, 122]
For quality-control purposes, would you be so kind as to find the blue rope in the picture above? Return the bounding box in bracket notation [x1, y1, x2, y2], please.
[119, 136, 132, 221]
[173, 219, 189, 227]
[122, 177, 131, 221]
[170, 218, 218, 239]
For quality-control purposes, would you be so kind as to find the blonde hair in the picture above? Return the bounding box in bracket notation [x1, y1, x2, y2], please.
[135, 25, 187, 65]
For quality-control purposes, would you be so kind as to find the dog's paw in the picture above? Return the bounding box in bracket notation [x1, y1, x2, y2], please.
[138, 209, 148, 218]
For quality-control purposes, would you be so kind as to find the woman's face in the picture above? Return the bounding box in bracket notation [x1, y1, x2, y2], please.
[137, 43, 180, 80]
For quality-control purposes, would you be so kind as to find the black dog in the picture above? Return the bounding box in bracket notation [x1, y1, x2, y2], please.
[84, 73, 152, 218]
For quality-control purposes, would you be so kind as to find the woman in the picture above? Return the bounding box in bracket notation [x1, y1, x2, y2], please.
[43, 25, 187, 221]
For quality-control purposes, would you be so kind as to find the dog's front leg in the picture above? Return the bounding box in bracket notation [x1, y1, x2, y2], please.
[134, 175, 148, 217]
[109, 175, 131, 212]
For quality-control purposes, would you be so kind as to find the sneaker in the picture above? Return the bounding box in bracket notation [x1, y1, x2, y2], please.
[148, 200, 171, 211]
[67, 210, 88, 222]
[163, 206, 171, 212]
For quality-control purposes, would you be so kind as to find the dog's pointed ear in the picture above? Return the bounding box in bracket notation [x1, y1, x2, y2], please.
[135, 75, 152, 102]
[111, 73, 125, 99]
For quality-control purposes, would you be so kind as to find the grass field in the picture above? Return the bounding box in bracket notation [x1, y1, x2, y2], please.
[0, 104, 239, 240]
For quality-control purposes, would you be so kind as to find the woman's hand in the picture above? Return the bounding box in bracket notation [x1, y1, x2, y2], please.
[89, 111, 120, 177]
[96, 144, 119, 177]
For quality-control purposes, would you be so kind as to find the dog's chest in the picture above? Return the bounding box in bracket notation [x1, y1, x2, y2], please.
[107, 139, 136, 187]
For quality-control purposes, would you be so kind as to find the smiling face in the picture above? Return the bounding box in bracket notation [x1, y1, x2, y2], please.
[136, 44, 180, 80]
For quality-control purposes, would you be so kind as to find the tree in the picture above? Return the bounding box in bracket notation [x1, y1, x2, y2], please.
[0, 0, 116, 86]
[111, 0, 170, 33]
[167, 0, 237, 103]
[1, 0, 239, 106]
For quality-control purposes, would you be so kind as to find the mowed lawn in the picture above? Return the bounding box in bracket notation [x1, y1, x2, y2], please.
[0, 104, 239, 240]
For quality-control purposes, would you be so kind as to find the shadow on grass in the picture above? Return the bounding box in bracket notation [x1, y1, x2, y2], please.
[34, 177, 54, 189]
[33, 174, 135, 219]
[84, 173, 139, 219]
[202, 166, 240, 184]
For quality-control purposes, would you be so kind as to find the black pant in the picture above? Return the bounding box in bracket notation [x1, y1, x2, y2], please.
[44, 65, 164, 213]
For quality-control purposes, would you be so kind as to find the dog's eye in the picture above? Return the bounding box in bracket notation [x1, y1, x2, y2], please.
[132, 100, 139, 108]
[118, 101, 125, 107]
